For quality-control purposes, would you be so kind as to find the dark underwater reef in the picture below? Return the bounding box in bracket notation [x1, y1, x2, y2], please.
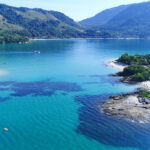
[75, 94, 150, 150]
[0, 81, 83, 101]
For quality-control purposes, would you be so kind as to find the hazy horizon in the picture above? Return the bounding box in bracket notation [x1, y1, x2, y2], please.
[0, 0, 149, 20]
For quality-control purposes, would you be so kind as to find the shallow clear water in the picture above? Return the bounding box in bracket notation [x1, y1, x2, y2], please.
[0, 39, 150, 150]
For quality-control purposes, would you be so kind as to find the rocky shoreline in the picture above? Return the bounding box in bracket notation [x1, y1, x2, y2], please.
[101, 91, 150, 123]
[102, 60, 150, 123]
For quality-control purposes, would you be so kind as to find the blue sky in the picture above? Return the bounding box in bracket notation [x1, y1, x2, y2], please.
[0, 0, 149, 20]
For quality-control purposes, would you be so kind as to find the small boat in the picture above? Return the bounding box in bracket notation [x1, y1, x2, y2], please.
[34, 51, 40, 54]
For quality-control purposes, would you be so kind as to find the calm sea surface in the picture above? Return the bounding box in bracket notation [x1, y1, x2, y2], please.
[0, 39, 150, 150]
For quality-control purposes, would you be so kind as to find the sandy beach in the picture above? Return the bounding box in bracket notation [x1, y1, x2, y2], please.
[137, 81, 150, 91]
[107, 59, 127, 71]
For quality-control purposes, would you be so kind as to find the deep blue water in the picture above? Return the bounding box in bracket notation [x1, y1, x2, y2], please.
[0, 39, 150, 150]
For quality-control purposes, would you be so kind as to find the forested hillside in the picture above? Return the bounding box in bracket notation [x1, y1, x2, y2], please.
[100, 2, 150, 38]
[0, 4, 83, 43]
[80, 1, 150, 38]
[0, 4, 117, 44]
[79, 5, 129, 27]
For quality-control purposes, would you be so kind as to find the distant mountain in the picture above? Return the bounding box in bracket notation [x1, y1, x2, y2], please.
[0, 4, 118, 43]
[2, 2, 150, 43]
[79, 5, 129, 28]
[101, 2, 150, 37]
[80, 1, 150, 38]
[0, 4, 84, 40]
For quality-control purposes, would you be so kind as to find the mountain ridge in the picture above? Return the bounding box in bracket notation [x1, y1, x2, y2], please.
[79, 4, 130, 27]
[0, 3, 116, 43]
[80, 1, 150, 38]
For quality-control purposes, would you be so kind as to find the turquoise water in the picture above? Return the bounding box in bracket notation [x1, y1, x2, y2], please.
[0, 39, 150, 150]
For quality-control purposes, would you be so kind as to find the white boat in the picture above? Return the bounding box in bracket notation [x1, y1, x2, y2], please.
[34, 51, 40, 54]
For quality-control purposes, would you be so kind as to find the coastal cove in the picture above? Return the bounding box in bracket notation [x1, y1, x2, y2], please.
[102, 53, 150, 123]
[1, 39, 150, 150]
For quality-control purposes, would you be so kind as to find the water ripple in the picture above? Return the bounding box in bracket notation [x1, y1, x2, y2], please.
[75, 94, 150, 150]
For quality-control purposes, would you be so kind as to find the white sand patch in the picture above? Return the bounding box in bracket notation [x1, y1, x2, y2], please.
[138, 81, 150, 91]
[107, 59, 127, 71]
[123, 95, 140, 105]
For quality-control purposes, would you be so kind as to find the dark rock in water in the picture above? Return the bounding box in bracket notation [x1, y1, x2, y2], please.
[145, 99, 150, 104]
[110, 96, 120, 100]
[120, 76, 138, 84]
[138, 97, 143, 103]
[138, 97, 150, 104]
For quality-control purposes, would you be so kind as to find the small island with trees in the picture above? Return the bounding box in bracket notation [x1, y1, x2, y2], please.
[101, 53, 150, 123]
[117, 53, 150, 82]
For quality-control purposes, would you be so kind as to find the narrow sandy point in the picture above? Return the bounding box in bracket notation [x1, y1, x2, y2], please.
[107, 59, 127, 71]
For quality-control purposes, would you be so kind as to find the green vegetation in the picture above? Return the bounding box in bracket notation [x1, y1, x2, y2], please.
[0, 4, 118, 44]
[117, 53, 150, 82]
[79, 5, 129, 27]
[0, 4, 84, 40]
[120, 65, 149, 76]
[139, 91, 150, 98]
[3, 1, 150, 43]
[118, 53, 150, 65]
[132, 70, 150, 82]
[0, 30, 28, 44]
[100, 2, 150, 38]
[80, 1, 150, 38]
